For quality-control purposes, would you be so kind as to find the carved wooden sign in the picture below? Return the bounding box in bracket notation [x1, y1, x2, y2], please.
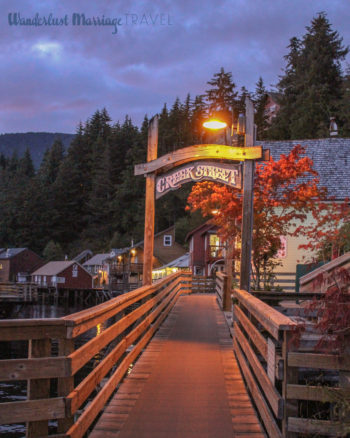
[155, 161, 242, 199]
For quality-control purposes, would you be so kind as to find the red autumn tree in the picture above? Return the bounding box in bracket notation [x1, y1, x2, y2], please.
[187, 145, 349, 290]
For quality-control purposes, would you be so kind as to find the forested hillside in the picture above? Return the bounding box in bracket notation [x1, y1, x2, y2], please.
[0, 132, 75, 167]
[0, 13, 348, 259]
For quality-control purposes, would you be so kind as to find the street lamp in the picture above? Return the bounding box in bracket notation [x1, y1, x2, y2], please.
[202, 98, 256, 293]
[203, 119, 227, 130]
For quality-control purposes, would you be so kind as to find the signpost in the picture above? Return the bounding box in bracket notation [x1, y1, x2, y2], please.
[155, 161, 242, 199]
[240, 97, 255, 292]
[142, 115, 158, 286]
[137, 97, 267, 292]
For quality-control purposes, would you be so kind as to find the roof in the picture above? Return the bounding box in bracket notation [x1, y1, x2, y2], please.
[260, 138, 350, 200]
[0, 248, 26, 259]
[74, 249, 93, 263]
[185, 222, 216, 241]
[32, 261, 76, 276]
[158, 253, 190, 269]
[110, 248, 128, 256]
[132, 225, 176, 249]
[84, 253, 110, 266]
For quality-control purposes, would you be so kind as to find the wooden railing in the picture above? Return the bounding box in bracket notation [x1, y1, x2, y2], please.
[109, 262, 144, 275]
[0, 272, 191, 438]
[233, 288, 350, 437]
[191, 275, 216, 294]
[0, 282, 38, 302]
[215, 272, 230, 310]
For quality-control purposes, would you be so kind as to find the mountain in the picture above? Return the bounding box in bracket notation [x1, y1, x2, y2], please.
[0, 132, 75, 167]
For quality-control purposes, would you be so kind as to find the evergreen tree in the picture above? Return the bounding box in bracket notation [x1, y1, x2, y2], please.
[269, 13, 348, 139]
[18, 148, 35, 177]
[43, 240, 64, 261]
[38, 139, 65, 184]
[191, 95, 207, 143]
[205, 67, 237, 124]
[338, 68, 350, 136]
[253, 77, 269, 140]
[51, 124, 93, 246]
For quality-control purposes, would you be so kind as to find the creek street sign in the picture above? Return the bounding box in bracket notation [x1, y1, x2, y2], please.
[155, 161, 242, 199]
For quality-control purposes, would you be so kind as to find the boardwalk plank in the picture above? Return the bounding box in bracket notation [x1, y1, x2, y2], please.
[90, 295, 265, 438]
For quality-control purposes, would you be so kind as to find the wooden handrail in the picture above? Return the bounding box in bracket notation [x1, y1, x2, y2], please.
[233, 288, 296, 340]
[0, 272, 192, 438]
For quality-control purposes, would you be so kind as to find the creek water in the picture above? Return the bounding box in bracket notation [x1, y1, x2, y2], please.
[0, 301, 100, 438]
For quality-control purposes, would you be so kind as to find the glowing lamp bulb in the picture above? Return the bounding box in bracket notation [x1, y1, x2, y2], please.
[203, 120, 227, 130]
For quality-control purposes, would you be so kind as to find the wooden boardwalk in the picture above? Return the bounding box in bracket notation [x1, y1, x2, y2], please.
[90, 294, 265, 438]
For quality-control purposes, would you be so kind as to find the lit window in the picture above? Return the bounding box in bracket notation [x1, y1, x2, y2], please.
[164, 235, 172, 246]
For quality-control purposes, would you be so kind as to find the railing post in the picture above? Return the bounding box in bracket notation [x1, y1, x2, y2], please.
[57, 338, 75, 433]
[27, 339, 51, 438]
[282, 331, 298, 438]
[222, 274, 231, 311]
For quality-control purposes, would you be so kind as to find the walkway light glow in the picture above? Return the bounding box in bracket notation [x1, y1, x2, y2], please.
[203, 119, 227, 130]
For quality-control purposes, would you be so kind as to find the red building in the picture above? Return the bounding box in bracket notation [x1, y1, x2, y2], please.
[0, 248, 43, 282]
[31, 261, 93, 289]
[186, 223, 225, 276]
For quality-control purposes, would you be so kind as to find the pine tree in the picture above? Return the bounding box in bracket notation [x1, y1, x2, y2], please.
[191, 95, 207, 143]
[338, 68, 350, 136]
[205, 67, 237, 124]
[268, 13, 348, 139]
[43, 240, 64, 261]
[38, 139, 65, 184]
[18, 148, 35, 177]
[253, 77, 269, 140]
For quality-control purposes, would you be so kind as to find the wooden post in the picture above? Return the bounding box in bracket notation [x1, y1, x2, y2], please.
[223, 242, 233, 310]
[282, 331, 298, 437]
[27, 339, 51, 437]
[142, 116, 158, 286]
[57, 338, 74, 433]
[240, 97, 255, 292]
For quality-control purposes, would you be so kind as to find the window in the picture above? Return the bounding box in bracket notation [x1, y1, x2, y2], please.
[209, 234, 224, 258]
[72, 264, 78, 277]
[194, 266, 203, 276]
[163, 235, 172, 246]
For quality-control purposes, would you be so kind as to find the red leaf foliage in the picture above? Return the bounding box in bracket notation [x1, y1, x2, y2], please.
[187, 145, 350, 288]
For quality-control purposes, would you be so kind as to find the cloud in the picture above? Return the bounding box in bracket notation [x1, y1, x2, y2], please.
[0, 0, 349, 132]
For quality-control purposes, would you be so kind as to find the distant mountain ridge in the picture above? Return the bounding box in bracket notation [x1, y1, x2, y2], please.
[0, 132, 75, 167]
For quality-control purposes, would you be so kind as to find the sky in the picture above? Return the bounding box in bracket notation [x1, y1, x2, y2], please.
[1, 0, 350, 133]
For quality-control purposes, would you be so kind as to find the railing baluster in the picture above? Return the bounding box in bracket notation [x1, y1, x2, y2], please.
[57, 338, 75, 433]
[27, 339, 51, 438]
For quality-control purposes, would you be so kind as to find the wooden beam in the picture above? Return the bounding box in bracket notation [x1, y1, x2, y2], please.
[234, 322, 283, 419]
[134, 144, 263, 175]
[0, 398, 65, 424]
[240, 97, 255, 292]
[234, 288, 296, 340]
[233, 337, 283, 438]
[288, 352, 350, 370]
[0, 357, 70, 380]
[288, 417, 350, 436]
[27, 339, 51, 437]
[234, 304, 268, 361]
[142, 116, 158, 286]
[57, 339, 75, 433]
[287, 384, 350, 402]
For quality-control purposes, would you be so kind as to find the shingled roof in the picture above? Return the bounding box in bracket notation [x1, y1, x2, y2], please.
[260, 138, 350, 200]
